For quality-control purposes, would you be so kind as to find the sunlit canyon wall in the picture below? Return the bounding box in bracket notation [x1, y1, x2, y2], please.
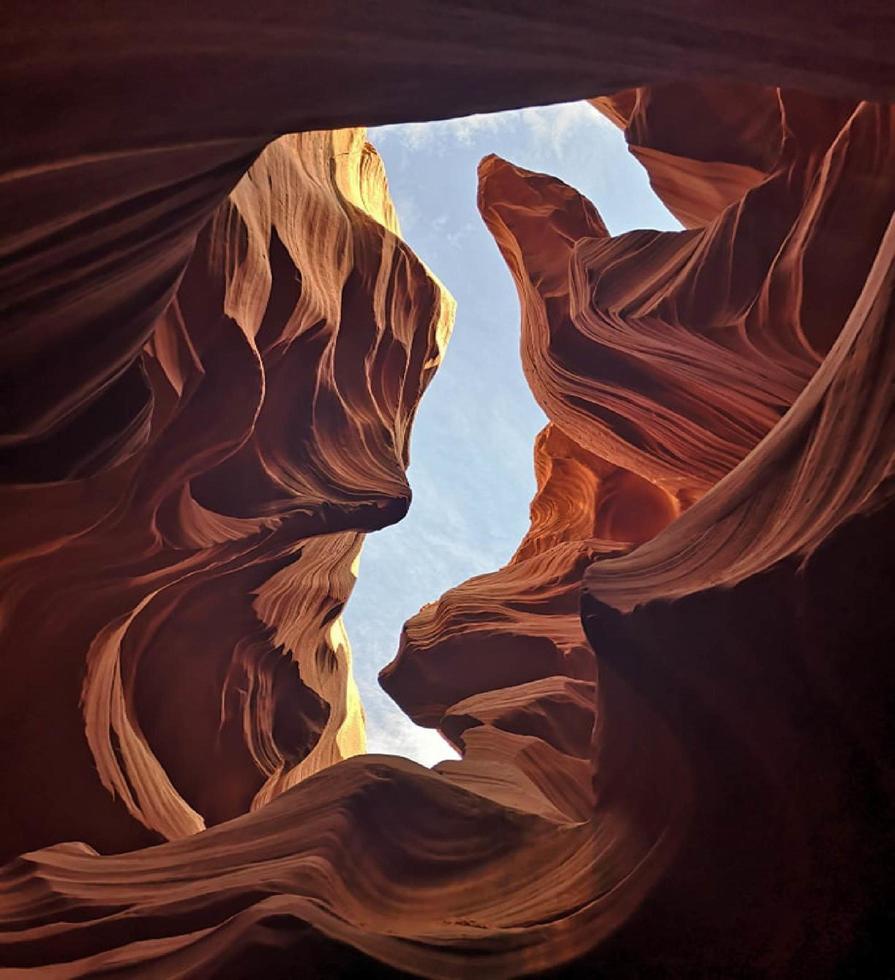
[1, 5, 894, 978]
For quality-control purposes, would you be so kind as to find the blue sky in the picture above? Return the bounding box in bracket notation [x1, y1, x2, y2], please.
[344, 101, 679, 765]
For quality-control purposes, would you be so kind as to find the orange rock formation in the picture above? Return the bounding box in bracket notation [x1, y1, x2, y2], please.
[0, 129, 454, 858]
[1, 8, 894, 979]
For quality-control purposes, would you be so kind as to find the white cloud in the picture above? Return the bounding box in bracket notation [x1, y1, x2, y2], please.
[386, 190, 421, 238]
[376, 111, 513, 151]
[372, 100, 613, 160]
[364, 704, 459, 766]
[519, 100, 614, 156]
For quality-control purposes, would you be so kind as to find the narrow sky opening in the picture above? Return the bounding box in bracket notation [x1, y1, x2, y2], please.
[344, 101, 680, 766]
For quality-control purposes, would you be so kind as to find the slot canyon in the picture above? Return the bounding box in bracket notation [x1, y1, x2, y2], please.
[1, 4, 894, 977]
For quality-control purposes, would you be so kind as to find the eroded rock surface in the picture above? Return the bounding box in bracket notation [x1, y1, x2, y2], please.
[1, 12, 894, 980]
[0, 129, 454, 858]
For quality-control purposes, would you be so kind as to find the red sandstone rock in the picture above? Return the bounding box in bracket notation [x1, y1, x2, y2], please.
[478, 98, 895, 504]
[1, 10, 894, 980]
[2, 3, 894, 483]
[0, 129, 453, 858]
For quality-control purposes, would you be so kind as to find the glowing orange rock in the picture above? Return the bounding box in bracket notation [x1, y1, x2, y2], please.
[0, 129, 454, 858]
[1, 10, 894, 977]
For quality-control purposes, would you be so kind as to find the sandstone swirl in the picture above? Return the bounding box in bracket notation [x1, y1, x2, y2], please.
[2, 4, 893, 487]
[2, 9, 895, 980]
[0, 129, 454, 858]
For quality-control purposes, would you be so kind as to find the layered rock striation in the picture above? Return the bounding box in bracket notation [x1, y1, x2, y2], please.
[0, 129, 454, 859]
[1, 10, 894, 980]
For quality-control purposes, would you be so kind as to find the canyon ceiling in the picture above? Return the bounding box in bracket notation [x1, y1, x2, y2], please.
[1, 4, 894, 978]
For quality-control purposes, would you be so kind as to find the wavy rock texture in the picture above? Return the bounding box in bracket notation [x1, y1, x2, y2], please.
[480, 95, 894, 502]
[381, 421, 679, 728]
[2, 10, 895, 980]
[0, 128, 454, 859]
[2, 4, 894, 484]
[577, 219, 895, 976]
